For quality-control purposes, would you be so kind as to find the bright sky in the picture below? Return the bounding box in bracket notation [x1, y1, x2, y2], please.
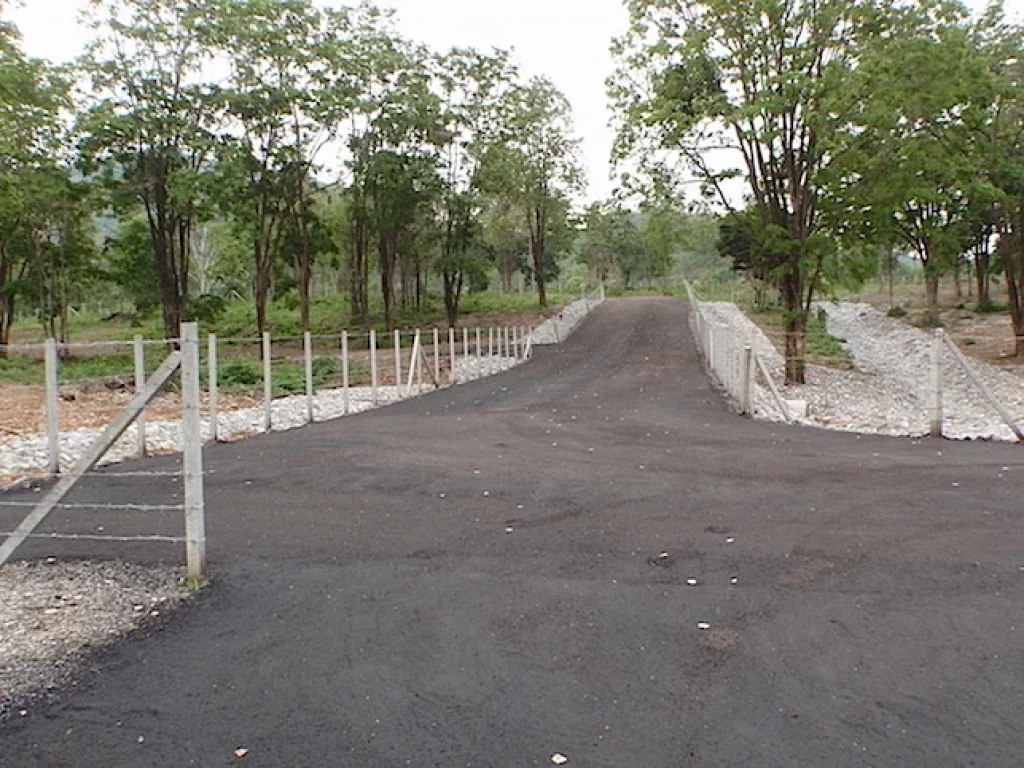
[7, 0, 629, 203]
[7, 0, 1022, 205]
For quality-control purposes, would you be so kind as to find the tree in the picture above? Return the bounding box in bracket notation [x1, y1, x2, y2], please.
[433, 48, 515, 326]
[78, 0, 220, 340]
[825, 3, 995, 322]
[0, 15, 73, 353]
[611, 0, 874, 383]
[486, 77, 583, 308]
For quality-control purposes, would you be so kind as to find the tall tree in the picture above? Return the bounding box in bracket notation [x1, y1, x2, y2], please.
[79, 0, 220, 340]
[487, 77, 582, 308]
[611, 0, 873, 383]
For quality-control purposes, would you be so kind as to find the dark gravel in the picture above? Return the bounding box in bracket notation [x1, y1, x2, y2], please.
[1, 298, 1021, 767]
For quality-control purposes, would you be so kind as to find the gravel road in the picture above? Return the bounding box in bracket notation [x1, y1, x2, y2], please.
[0, 298, 1020, 767]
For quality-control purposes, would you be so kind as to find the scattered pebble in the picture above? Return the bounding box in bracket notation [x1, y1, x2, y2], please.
[551, 754, 569, 765]
[697, 622, 711, 630]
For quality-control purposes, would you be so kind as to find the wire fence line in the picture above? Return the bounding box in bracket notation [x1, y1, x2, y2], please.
[683, 280, 1024, 441]
[0, 294, 607, 575]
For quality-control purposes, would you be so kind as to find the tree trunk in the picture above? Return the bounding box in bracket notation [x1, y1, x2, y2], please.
[378, 231, 397, 331]
[953, 264, 962, 299]
[779, 264, 806, 385]
[976, 249, 990, 308]
[442, 269, 462, 328]
[1000, 211, 1024, 356]
[924, 274, 940, 320]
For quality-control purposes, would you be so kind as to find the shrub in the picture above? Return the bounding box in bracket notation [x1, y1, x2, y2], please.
[886, 306, 907, 318]
[976, 299, 1007, 314]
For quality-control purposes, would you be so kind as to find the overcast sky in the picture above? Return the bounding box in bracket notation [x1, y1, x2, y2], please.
[7, 0, 1021, 205]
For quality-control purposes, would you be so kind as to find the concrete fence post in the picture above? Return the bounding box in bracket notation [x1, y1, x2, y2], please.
[134, 335, 147, 458]
[370, 329, 378, 405]
[304, 331, 315, 424]
[416, 330, 424, 392]
[930, 328, 943, 438]
[341, 331, 350, 415]
[180, 322, 206, 579]
[44, 338, 60, 476]
[432, 327, 440, 386]
[741, 344, 753, 415]
[448, 327, 456, 383]
[208, 333, 219, 442]
[462, 327, 469, 368]
[476, 327, 482, 375]
[393, 329, 402, 396]
[262, 332, 272, 433]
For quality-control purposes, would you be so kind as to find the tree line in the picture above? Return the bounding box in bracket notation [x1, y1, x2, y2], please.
[612, 0, 1024, 382]
[0, 0, 590, 350]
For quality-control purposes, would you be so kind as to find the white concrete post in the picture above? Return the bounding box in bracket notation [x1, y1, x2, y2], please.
[262, 331, 272, 432]
[304, 331, 314, 424]
[341, 331, 350, 415]
[448, 327, 456, 383]
[370, 329, 378, 405]
[432, 327, 440, 386]
[416, 330, 423, 392]
[462, 327, 469, 366]
[393, 329, 402, 397]
[512, 327, 519, 361]
[930, 328, 943, 438]
[476, 327, 482, 365]
[181, 323, 206, 579]
[134, 335, 146, 458]
[44, 338, 60, 476]
[208, 333, 219, 442]
[741, 345, 753, 414]
[488, 327, 494, 358]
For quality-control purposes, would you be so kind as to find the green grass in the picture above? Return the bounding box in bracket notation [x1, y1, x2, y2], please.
[0, 352, 165, 387]
[746, 307, 854, 370]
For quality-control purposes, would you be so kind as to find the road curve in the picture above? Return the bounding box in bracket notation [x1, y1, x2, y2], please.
[1, 298, 1022, 766]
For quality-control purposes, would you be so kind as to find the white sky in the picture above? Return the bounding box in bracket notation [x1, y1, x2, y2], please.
[7, 0, 1021, 205]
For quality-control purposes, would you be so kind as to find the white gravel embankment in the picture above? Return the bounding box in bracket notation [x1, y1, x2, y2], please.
[530, 297, 601, 345]
[696, 301, 1024, 441]
[0, 354, 517, 482]
[0, 560, 190, 719]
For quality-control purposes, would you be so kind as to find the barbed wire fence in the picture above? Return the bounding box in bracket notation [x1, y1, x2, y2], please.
[0, 292, 608, 574]
[684, 279, 1024, 441]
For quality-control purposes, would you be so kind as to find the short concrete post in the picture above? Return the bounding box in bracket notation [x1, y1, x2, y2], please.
[741, 344, 753, 414]
[304, 331, 315, 423]
[432, 327, 440, 386]
[475, 327, 482, 367]
[930, 328, 943, 438]
[448, 327, 456, 383]
[44, 338, 60, 476]
[393, 329, 402, 397]
[181, 323, 206, 579]
[341, 331, 350, 414]
[462, 327, 469, 368]
[512, 327, 519, 361]
[488, 327, 494, 358]
[134, 335, 146, 458]
[416, 330, 423, 392]
[262, 332, 272, 432]
[600, 284, 605, 301]
[208, 333, 219, 442]
[370, 329, 378, 405]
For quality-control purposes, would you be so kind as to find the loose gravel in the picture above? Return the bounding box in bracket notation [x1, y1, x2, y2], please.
[0, 559, 190, 719]
[0, 355, 518, 484]
[695, 300, 1024, 441]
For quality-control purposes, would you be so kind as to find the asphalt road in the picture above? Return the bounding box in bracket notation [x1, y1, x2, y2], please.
[1, 298, 1022, 767]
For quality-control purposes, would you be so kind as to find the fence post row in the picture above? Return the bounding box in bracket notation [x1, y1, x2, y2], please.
[208, 333, 219, 442]
[262, 331, 273, 433]
[180, 322, 207, 579]
[304, 331, 315, 424]
[44, 338, 60, 477]
[134, 334, 146, 459]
